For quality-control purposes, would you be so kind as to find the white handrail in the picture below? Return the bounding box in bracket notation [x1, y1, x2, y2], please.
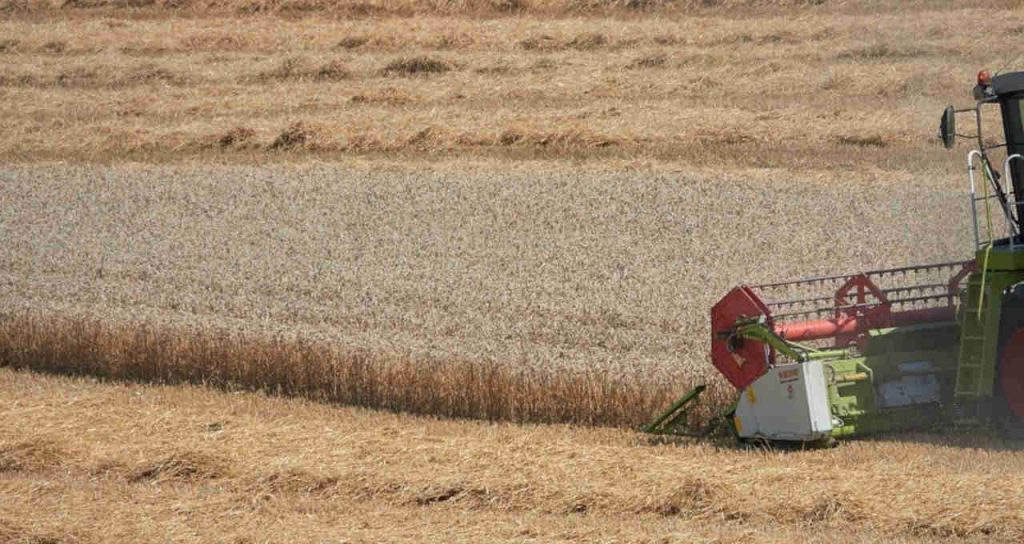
[1003, 153, 1024, 250]
[967, 150, 984, 249]
[967, 150, 1021, 252]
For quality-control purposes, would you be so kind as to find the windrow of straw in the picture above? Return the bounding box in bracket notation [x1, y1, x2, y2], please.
[0, 312, 728, 429]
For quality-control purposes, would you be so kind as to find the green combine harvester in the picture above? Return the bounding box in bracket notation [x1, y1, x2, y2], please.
[647, 70, 1024, 444]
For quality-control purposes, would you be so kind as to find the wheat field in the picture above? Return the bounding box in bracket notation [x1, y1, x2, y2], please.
[0, 164, 970, 426]
[2, 0, 1023, 542]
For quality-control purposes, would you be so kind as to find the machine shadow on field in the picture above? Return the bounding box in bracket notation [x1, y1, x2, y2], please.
[638, 423, 1024, 453]
[859, 430, 1024, 452]
[652, 435, 1024, 453]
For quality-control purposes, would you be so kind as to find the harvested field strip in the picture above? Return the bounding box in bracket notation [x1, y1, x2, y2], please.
[4, 368, 1024, 542]
[0, 312, 727, 428]
[2, 7, 1019, 165]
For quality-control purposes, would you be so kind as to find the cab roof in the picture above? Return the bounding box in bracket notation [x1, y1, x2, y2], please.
[992, 72, 1024, 96]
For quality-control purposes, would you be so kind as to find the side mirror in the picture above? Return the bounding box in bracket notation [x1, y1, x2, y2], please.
[939, 106, 956, 149]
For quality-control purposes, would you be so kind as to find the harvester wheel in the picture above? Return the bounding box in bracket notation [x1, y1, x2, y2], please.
[996, 288, 1024, 435]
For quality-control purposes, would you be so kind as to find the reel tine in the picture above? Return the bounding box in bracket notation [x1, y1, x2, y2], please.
[756, 260, 974, 323]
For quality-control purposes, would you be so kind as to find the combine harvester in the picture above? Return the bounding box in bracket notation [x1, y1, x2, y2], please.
[647, 70, 1024, 445]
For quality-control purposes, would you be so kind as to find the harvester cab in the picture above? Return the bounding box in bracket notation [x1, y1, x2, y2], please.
[647, 70, 1024, 445]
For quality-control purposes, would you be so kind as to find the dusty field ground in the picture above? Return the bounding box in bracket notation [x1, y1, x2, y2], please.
[4, 368, 1024, 544]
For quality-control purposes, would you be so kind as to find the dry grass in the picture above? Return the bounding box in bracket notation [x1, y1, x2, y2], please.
[0, 4, 1017, 166]
[380, 56, 455, 76]
[3, 368, 1024, 543]
[253, 56, 352, 82]
[0, 437, 65, 472]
